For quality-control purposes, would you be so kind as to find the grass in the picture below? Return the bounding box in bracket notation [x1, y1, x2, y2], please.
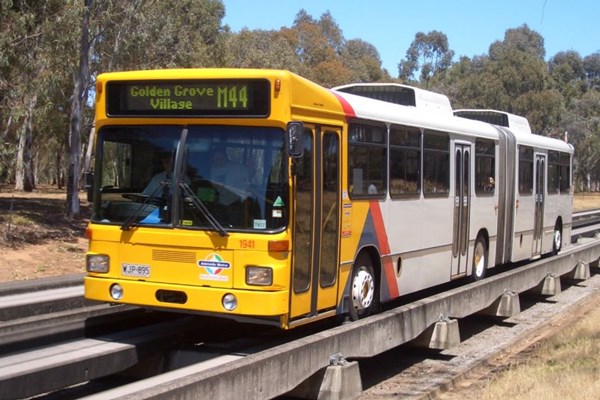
[573, 193, 600, 212]
[459, 193, 600, 399]
[476, 295, 600, 400]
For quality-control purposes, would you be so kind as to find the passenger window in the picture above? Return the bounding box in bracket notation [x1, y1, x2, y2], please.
[559, 152, 571, 193]
[548, 151, 559, 194]
[348, 123, 387, 198]
[518, 146, 534, 195]
[423, 131, 449, 197]
[475, 139, 496, 195]
[390, 125, 421, 198]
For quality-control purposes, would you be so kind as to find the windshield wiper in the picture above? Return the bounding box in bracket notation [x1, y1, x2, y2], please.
[180, 183, 229, 237]
[120, 182, 167, 231]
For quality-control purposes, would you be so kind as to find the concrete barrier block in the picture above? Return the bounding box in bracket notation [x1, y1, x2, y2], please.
[532, 274, 562, 296]
[287, 354, 362, 400]
[318, 361, 362, 400]
[479, 291, 521, 317]
[413, 318, 460, 350]
[569, 261, 591, 280]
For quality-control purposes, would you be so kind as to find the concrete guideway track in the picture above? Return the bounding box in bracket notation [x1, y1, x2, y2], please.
[55, 239, 600, 400]
[0, 317, 198, 399]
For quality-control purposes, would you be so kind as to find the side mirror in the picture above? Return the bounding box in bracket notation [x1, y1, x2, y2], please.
[84, 171, 94, 202]
[286, 121, 304, 158]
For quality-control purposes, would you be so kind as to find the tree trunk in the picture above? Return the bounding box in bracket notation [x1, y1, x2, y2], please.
[55, 147, 63, 189]
[83, 126, 95, 173]
[67, 0, 92, 218]
[14, 99, 36, 192]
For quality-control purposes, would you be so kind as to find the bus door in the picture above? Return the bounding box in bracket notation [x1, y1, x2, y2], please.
[289, 126, 341, 321]
[451, 143, 471, 277]
[533, 154, 546, 256]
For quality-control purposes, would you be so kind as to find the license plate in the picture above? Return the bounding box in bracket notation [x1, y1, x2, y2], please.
[121, 263, 150, 277]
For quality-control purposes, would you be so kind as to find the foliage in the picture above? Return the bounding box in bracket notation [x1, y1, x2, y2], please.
[403, 23, 599, 188]
[398, 30, 454, 87]
[278, 10, 387, 86]
[583, 52, 600, 89]
[223, 28, 306, 73]
[1, 4, 599, 197]
[560, 90, 600, 190]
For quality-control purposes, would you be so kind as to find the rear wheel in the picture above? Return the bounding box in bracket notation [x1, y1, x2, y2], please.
[349, 254, 379, 320]
[552, 222, 562, 255]
[472, 236, 488, 281]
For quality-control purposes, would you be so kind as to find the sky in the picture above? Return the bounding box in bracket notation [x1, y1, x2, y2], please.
[221, 0, 600, 75]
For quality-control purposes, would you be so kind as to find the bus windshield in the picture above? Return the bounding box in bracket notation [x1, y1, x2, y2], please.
[92, 125, 288, 232]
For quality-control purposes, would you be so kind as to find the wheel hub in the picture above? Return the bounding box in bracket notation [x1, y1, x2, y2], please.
[352, 268, 374, 310]
[554, 230, 561, 249]
[474, 242, 486, 278]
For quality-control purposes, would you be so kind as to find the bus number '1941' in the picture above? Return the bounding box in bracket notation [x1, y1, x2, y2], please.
[218, 86, 248, 109]
[239, 239, 255, 249]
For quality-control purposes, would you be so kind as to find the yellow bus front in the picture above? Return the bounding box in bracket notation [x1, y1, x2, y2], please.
[84, 69, 305, 327]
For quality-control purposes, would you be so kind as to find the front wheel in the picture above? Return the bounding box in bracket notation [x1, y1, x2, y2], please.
[472, 237, 488, 281]
[349, 255, 379, 320]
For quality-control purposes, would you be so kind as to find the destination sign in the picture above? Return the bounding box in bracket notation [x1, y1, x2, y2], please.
[106, 79, 270, 117]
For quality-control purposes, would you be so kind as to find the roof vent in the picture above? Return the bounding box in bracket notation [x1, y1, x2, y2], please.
[333, 83, 453, 115]
[454, 110, 531, 135]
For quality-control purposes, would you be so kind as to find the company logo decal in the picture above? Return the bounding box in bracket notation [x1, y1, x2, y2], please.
[198, 253, 231, 282]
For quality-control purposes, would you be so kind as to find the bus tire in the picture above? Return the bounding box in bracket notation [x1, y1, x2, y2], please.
[349, 253, 379, 320]
[552, 221, 563, 255]
[472, 236, 488, 281]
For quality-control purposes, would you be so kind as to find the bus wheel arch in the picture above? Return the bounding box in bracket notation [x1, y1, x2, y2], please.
[349, 248, 381, 321]
[553, 217, 563, 255]
[472, 230, 489, 281]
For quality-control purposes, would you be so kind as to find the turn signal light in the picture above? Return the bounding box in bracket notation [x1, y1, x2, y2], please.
[85, 225, 92, 240]
[268, 240, 289, 252]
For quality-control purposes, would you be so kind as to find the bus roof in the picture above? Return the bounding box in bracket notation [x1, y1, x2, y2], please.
[332, 88, 572, 153]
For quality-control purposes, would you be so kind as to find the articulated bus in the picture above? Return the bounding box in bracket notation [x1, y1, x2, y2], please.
[84, 69, 573, 329]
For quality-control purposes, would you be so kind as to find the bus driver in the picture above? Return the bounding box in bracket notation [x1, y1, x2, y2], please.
[210, 148, 250, 205]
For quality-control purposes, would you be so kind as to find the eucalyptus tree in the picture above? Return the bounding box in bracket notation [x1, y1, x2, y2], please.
[279, 9, 386, 87]
[398, 30, 454, 87]
[0, 0, 74, 192]
[342, 39, 388, 83]
[223, 28, 306, 74]
[547, 50, 586, 109]
[91, 0, 226, 72]
[441, 25, 562, 135]
[560, 90, 600, 190]
[64, 0, 227, 217]
[280, 9, 343, 83]
[583, 52, 600, 89]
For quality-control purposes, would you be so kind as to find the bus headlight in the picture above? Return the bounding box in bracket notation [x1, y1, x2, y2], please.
[110, 283, 124, 300]
[87, 254, 110, 273]
[246, 266, 273, 286]
[222, 293, 237, 311]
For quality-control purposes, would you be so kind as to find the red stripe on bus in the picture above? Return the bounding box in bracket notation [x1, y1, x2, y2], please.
[331, 91, 356, 118]
[369, 200, 399, 298]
